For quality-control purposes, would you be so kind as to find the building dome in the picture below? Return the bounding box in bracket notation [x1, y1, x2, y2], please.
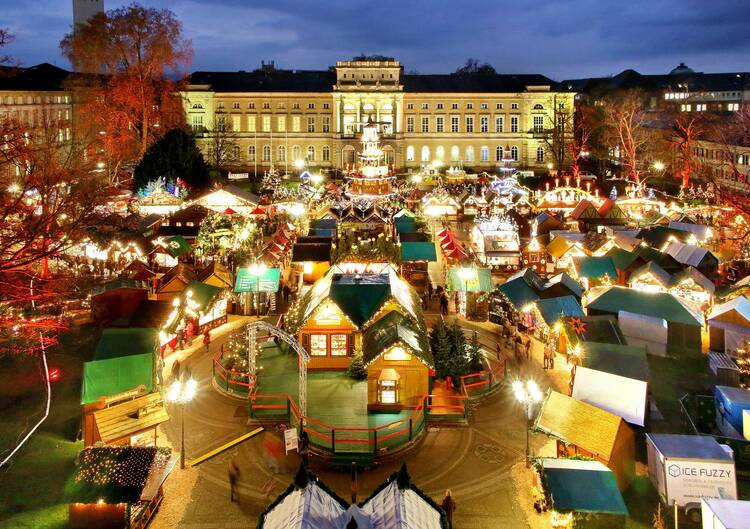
[669, 62, 695, 75]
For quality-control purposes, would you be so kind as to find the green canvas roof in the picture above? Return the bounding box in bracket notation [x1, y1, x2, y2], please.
[606, 247, 640, 271]
[586, 286, 703, 326]
[446, 267, 493, 292]
[400, 241, 437, 262]
[535, 296, 584, 326]
[573, 256, 617, 280]
[565, 315, 625, 347]
[94, 328, 158, 361]
[163, 235, 191, 258]
[542, 459, 628, 515]
[329, 275, 391, 327]
[185, 280, 223, 311]
[81, 353, 153, 404]
[234, 267, 281, 292]
[580, 341, 650, 381]
[498, 277, 540, 310]
[394, 216, 418, 234]
[361, 311, 432, 366]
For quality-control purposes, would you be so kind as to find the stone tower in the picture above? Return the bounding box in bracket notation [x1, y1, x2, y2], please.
[73, 0, 104, 28]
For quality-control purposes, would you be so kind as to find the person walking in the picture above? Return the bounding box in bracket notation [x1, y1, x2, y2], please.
[441, 489, 456, 528]
[228, 458, 240, 502]
[202, 331, 211, 353]
[439, 293, 449, 316]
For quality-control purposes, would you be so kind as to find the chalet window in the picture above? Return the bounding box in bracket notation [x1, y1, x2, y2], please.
[310, 334, 327, 356]
[330, 334, 348, 356]
[378, 379, 398, 404]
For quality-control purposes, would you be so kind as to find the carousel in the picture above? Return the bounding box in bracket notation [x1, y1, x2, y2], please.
[345, 118, 396, 202]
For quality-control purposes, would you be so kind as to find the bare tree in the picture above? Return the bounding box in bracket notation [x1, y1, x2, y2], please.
[601, 90, 653, 184]
[539, 94, 573, 171]
[568, 103, 600, 178]
[205, 116, 239, 172]
[671, 112, 711, 189]
[707, 107, 750, 219]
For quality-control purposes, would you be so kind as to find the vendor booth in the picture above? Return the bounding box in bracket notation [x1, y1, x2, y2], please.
[67, 446, 175, 529]
[258, 465, 447, 529]
[573, 342, 650, 426]
[709, 297, 750, 356]
[701, 499, 750, 529]
[585, 287, 704, 355]
[234, 266, 280, 316]
[81, 329, 157, 446]
[538, 458, 628, 529]
[399, 241, 437, 291]
[535, 390, 635, 491]
[715, 385, 750, 439]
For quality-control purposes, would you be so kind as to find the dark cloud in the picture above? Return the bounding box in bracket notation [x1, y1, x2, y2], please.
[2, 0, 749, 79]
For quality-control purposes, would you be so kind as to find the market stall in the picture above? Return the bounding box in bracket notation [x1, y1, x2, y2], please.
[709, 297, 750, 356]
[67, 446, 175, 529]
[534, 390, 635, 491]
[537, 458, 628, 529]
[573, 342, 650, 426]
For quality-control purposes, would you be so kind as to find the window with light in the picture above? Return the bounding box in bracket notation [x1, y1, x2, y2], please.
[310, 334, 327, 356]
[379, 380, 398, 404]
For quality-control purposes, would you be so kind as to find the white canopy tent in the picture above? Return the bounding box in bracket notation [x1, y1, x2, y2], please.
[573, 366, 648, 426]
[617, 311, 668, 356]
[709, 297, 750, 356]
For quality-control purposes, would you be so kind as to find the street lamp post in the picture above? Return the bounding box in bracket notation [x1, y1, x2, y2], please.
[167, 377, 198, 469]
[513, 379, 543, 468]
[248, 262, 267, 318]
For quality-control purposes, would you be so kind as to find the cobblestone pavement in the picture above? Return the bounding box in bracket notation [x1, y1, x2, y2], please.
[153, 317, 559, 529]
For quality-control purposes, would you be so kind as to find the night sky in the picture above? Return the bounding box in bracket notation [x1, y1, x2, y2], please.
[3, 0, 749, 80]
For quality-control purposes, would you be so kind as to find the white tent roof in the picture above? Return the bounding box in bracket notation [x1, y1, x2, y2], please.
[360, 481, 443, 529]
[668, 221, 711, 240]
[262, 481, 348, 529]
[573, 366, 649, 426]
[702, 499, 750, 529]
[663, 241, 716, 267]
[709, 296, 750, 326]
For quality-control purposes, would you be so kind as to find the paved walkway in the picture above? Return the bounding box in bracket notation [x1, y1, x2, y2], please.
[151, 313, 563, 529]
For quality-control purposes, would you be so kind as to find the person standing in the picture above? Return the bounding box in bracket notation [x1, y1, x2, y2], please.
[441, 489, 456, 528]
[228, 458, 240, 502]
[203, 331, 211, 353]
[439, 293, 449, 316]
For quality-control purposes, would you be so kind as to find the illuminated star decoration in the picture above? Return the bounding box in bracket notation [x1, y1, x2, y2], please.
[568, 317, 587, 336]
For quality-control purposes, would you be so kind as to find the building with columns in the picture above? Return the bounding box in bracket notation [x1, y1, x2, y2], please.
[182, 58, 575, 175]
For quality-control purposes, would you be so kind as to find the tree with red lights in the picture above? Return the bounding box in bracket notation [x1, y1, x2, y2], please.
[568, 103, 599, 179]
[602, 90, 655, 184]
[60, 3, 192, 183]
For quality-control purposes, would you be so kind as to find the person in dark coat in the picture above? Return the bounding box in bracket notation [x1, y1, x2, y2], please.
[441, 489, 456, 528]
[228, 458, 240, 502]
[439, 293, 449, 316]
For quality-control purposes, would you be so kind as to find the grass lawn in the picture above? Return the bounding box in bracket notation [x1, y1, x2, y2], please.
[0, 325, 100, 529]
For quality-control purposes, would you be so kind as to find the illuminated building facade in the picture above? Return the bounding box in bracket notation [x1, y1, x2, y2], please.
[182, 58, 575, 174]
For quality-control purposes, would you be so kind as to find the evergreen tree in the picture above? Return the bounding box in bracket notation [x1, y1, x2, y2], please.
[346, 353, 368, 380]
[429, 319, 454, 379]
[468, 331, 484, 371]
[134, 128, 210, 192]
[448, 323, 467, 375]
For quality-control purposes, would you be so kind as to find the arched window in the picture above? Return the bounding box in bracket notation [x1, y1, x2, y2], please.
[435, 145, 445, 160]
[262, 145, 271, 162]
[278, 145, 286, 162]
[343, 103, 355, 111]
[363, 103, 374, 112]
[496, 146, 503, 162]
[248, 145, 256, 162]
[322, 145, 330, 162]
[406, 145, 415, 162]
[536, 146, 545, 163]
[533, 103, 544, 110]
[421, 146, 430, 162]
[465, 146, 474, 162]
[451, 145, 460, 162]
[306, 145, 315, 161]
[480, 146, 489, 162]
[292, 145, 301, 161]
[511, 146, 518, 161]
